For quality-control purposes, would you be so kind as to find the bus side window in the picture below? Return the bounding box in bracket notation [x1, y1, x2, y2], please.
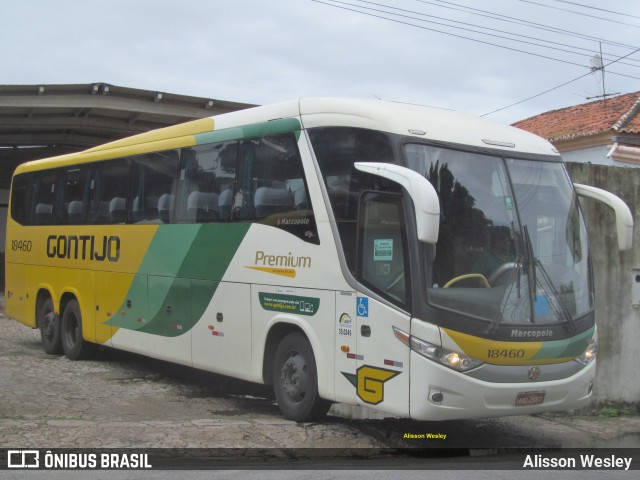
[130, 151, 179, 224]
[309, 127, 396, 269]
[176, 141, 238, 224]
[236, 133, 319, 244]
[10, 174, 31, 225]
[61, 167, 90, 225]
[30, 170, 58, 226]
[89, 159, 131, 225]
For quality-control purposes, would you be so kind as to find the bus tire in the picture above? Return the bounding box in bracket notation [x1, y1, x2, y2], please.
[61, 299, 95, 360]
[38, 297, 63, 355]
[272, 332, 331, 422]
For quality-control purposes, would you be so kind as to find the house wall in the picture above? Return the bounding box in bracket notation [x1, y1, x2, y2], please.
[562, 145, 613, 166]
[568, 162, 640, 405]
[554, 131, 640, 168]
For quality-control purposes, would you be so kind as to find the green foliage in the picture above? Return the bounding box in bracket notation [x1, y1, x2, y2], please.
[598, 406, 634, 418]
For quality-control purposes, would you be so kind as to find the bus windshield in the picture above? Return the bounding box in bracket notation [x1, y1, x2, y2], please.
[405, 144, 593, 327]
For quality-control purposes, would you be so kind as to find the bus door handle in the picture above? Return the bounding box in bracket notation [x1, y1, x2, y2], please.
[360, 325, 371, 337]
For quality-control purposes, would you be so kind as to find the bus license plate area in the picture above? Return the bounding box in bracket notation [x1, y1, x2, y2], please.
[515, 391, 545, 406]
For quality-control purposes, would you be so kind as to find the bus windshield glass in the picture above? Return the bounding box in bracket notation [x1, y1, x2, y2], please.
[405, 144, 593, 326]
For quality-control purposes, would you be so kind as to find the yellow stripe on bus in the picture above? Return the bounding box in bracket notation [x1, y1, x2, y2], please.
[85, 118, 215, 153]
[442, 328, 575, 366]
[15, 118, 215, 174]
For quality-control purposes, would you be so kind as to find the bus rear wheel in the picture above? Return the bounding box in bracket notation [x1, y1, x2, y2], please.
[61, 299, 95, 360]
[272, 332, 331, 422]
[38, 297, 63, 355]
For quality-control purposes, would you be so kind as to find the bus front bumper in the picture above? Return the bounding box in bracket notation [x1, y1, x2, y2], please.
[409, 351, 595, 421]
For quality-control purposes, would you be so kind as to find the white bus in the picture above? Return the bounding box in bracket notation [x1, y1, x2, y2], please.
[5, 98, 633, 421]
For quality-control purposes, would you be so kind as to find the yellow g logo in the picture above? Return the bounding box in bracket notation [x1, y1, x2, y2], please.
[342, 365, 400, 405]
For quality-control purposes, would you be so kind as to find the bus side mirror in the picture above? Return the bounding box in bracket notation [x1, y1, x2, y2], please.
[354, 162, 440, 243]
[574, 183, 634, 251]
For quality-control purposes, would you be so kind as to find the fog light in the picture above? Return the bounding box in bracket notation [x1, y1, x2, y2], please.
[431, 392, 444, 403]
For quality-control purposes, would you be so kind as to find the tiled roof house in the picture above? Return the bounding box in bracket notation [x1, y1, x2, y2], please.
[513, 91, 640, 166]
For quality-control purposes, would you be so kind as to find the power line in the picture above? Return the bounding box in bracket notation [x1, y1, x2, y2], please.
[482, 46, 640, 116]
[312, 0, 640, 114]
[426, 0, 639, 50]
[552, 0, 640, 20]
[358, 0, 640, 69]
[359, 1, 598, 62]
[315, 0, 640, 80]
[315, 0, 589, 69]
[482, 71, 594, 117]
[520, 0, 640, 29]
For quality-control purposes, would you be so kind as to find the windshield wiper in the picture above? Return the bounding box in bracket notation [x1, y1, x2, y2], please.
[532, 257, 576, 332]
[523, 226, 537, 305]
[523, 225, 576, 332]
[515, 253, 523, 300]
[486, 253, 524, 336]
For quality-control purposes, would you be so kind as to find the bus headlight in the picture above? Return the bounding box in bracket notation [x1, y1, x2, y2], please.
[574, 340, 598, 366]
[410, 336, 483, 372]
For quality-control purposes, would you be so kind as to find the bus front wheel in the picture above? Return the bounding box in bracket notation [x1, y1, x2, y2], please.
[38, 297, 63, 355]
[61, 299, 95, 360]
[272, 332, 331, 422]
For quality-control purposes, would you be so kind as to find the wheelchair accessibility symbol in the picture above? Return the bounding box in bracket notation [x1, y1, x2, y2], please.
[356, 297, 369, 317]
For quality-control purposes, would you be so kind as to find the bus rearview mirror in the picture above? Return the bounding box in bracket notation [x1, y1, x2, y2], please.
[354, 162, 440, 244]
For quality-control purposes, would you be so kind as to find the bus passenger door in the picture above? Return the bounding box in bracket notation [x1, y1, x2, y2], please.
[352, 191, 412, 416]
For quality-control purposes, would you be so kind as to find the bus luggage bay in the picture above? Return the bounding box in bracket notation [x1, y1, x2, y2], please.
[5, 98, 633, 421]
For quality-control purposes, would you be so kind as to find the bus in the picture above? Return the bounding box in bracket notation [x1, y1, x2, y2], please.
[5, 98, 633, 422]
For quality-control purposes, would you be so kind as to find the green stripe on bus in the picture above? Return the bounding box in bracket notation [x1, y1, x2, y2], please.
[139, 224, 201, 277]
[176, 223, 250, 280]
[106, 223, 250, 337]
[531, 326, 594, 360]
[194, 118, 301, 145]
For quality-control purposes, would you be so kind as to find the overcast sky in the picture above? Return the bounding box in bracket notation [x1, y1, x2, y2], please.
[2, 0, 640, 124]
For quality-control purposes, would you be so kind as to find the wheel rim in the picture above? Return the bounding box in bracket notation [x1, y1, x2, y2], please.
[42, 311, 56, 341]
[64, 311, 80, 347]
[280, 350, 308, 405]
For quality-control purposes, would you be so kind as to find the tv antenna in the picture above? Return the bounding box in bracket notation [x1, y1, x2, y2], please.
[587, 43, 619, 102]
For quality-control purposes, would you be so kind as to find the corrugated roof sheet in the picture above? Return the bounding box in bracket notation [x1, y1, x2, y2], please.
[513, 91, 640, 142]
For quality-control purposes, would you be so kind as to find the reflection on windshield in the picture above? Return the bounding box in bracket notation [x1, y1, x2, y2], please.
[509, 159, 593, 321]
[405, 144, 593, 327]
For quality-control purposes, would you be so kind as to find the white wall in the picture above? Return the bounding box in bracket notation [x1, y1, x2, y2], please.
[562, 143, 640, 168]
[561, 145, 612, 166]
[569, 163, 640, 405]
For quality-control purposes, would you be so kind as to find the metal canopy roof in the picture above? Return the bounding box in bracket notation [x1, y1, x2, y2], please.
[0, 83, 255, 188]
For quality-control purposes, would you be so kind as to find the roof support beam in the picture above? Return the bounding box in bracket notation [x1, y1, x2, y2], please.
[0, 95, 228, 118]
[0, 83, 255, 159]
